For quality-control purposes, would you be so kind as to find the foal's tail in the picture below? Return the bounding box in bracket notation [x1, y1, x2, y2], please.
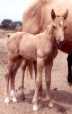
[27, 62, 33, 79]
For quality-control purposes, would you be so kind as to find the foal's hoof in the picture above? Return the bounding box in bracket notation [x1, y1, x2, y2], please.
[33, 104, 39, 111]
[11, 97, 17, 103]
[17, 91, 25, 101]
[4, 97, 10, 104]
[45, 96, 50, 101]
[48, 101, 54, 108]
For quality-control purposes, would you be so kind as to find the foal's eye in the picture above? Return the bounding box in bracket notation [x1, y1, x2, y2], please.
[53, 25, 57, 29]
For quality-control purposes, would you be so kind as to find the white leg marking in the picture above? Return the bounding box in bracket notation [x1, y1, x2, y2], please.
[33, 103, 39, 111]
[48, 101, 54, 108]
[10, 90, 15, 97]
[4, 97, 10, 104]
[10, 90, 17, 103]
[12, 97, 17, 103]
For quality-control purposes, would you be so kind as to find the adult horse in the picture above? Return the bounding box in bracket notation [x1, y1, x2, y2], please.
[21, 0, 70, 96]
[21, 0, 72, 95]
[22, 0, 72, 53]
[4, 9, 68, 111]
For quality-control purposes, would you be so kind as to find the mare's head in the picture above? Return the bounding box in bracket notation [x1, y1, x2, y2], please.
[51, 9, 68, 44]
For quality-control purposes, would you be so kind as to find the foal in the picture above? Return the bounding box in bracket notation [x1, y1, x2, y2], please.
[4, 9, 68, 111]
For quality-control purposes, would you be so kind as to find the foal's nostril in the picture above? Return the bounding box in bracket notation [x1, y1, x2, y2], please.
[60, 36, 64, 42]
[61, 37, 64, 42]
[57, 36, 64, 44]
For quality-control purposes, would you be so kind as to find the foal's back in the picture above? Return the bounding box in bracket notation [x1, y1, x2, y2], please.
[19, 27, 54, 60]
[19, 30, 47, 52]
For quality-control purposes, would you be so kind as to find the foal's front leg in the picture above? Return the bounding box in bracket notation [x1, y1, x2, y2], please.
[34, 61, 43, 99]
[45, 61, 53, 108]
[32, 58, 44, 111]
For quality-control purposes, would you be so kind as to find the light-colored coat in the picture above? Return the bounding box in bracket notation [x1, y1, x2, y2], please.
[5, 9, 68, 111]
[22, 0, 71, 53]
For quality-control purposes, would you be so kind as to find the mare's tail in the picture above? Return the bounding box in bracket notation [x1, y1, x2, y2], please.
[27, 62, 34, 79]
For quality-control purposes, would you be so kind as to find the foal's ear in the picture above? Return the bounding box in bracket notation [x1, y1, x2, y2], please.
[51, 9, 56, 20]
[63, 9, 68, 20]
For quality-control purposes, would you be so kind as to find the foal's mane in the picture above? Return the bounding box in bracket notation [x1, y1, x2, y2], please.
[46, 23, 54, 36]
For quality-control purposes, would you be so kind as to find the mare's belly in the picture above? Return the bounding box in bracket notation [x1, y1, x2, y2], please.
[59, 41, 72, 53]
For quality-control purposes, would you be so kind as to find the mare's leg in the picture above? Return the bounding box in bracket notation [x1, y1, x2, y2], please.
[32, 58, 44, 111]
[45, 61, 53, 108]
[67, 54, 72, 85]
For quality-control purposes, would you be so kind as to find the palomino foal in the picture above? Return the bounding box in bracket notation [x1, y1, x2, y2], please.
[4, 9, 68, 111]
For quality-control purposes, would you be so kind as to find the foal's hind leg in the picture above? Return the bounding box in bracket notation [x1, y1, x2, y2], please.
[19, 60, 27, 100]
[4, 60, 16, 103]
[4, 57, 22, 103]
[10, 58, 22, 103]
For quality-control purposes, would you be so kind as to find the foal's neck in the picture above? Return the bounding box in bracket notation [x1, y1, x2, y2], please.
[45, 24, 55, 42]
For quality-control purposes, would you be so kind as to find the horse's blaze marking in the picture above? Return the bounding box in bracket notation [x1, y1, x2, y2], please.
[60, 21, 63, 26]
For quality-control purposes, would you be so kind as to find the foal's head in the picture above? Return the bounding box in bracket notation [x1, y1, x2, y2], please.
[51, 9, 68, 44]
